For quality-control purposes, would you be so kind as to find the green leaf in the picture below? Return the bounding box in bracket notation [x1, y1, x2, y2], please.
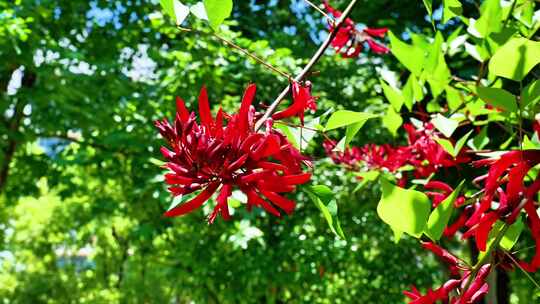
[489, 37, 540, 81]
[325, 110, 376, 131]
[479, 217, 525, 260]
[467, 126, 490, 151]
[402, 75, 420, 110]
[443, 0, 462, 24]
[380, 80, 404, 111]
[160, 0, 190, 25]
[305, 186, 345, 239]
[377, 178, 431, 238]
[425, 181, 464, 241]
[469, 0, 502, 38]
[521, 79, 540, 107]
[435, 138, 455, 156]
[500, 217, 525, 251]
[445, 86, 464, 111]
[388, 31, 426, 76]
[203, 0, 233, 30]
[423, 32, 451, 97]
[454, 130, 473, 157]
[432, 114, 459, 138]
[477, 87, 517, 112]
[382, 106, 402, 137]
[422, 0, 434, 27]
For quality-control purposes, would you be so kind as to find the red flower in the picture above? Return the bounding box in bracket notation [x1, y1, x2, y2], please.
[323, 140, 362, 169]
[272, 80, 317, 124]
[404, 263, 492, 304]
[155, 84, 312, 223]
[424, 180, 466, 208]
[323, 1, 389, 57]
[464, 150, 540, 252]
[404, 123, 470, 178]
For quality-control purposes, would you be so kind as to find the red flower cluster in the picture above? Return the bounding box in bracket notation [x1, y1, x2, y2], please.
[323, 1, 389, 57]
[405, 242, 492, 304]
[155, 85, 311, 223]
[463, 150, 540, 270]
[404, 123, 470, 178]
[272, 81, 317, 124]
[323, 122, 469, 181]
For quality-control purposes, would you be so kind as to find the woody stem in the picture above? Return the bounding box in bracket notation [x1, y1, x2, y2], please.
[177, 27, 292, 80]
[254, 0, 360, 131]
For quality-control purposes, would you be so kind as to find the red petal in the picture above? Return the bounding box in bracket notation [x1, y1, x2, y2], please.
[363, 27, 388, 38]
[475, 213, 499, 251]
[239, 84, 256, 133]
[164, 173, 195, 185]
[198, 86, 213, 129]
[227, 154, 249, 172]
[283, 173, 312, 185]
[366, 39, 389, 54]
[164, 182, 219, 217]
[246, 189, 281, 217]
[176, 96, 190, 122]
[260, 190, 296, 214]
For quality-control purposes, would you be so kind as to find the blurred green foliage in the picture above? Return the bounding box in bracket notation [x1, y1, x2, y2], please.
[0, 0, 538, 303]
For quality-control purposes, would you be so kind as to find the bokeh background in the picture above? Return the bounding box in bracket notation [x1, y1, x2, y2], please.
[0, 0, 536, 303]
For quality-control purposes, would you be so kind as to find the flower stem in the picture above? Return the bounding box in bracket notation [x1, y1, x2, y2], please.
[302, 0, 334, 23]
[177, 27, 292, 80]
[255, 0, 360, 131]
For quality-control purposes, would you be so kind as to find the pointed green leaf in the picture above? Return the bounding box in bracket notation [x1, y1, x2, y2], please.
[325, 110, 376, 130]
[489, 37, 540, 81]
[432, 114, 459, 138]
[203, 0, 233, 30]
[388, 31, 426, 75]
[522, 79, 540, 107]
[454, 130, 473, 157]
[477, 87, 517, 112]
[382, 106, 403, 137]
[435, 138, 455, 156]
[467, 126, 490, 151]
[380, 80, 404, 111]
[305, 186, 345, 239]
[377, 178, 431, 238]
[443, 0, 462, 23]
[425, 181, 464, 241]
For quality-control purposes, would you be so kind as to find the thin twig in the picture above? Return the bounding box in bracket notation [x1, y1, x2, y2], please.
[503, 250, 540, 289]
[254, 0, 360, 131]
[178, 27, 292, 79]
[302, 0, 334, 23]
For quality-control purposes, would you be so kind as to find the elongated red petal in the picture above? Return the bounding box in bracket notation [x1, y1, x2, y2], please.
[475, 212, 499, 251]
[239, 84, 256, 133]
[208, 184, 232, 224]
[164, 173, 195, 185]
[164, 182, 219, 217]
[260, 190, 295, 214]
[227, 154, 249, 172]
[366, 39, 389, 54]
[198, 86, 213, 129]
[421, 242, 460, 266]
[246, 189, 281, 217]
[176, 96, 190, 122]
[424, 181, 453, 194]
[363, 27, 388, 38]
[283, 173, 312, 185]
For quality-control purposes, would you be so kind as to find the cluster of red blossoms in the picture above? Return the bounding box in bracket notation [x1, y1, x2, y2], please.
[324, 122, 469, 182]
[465, 150, 540, 271]
[325, 117, 540, 303]
[155, 84, 313, 223]
[405, 242, 492, 304]
[323, 0, 389, 57]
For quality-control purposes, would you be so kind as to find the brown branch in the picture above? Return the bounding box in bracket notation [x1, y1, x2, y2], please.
[254, 0, 360, 131]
